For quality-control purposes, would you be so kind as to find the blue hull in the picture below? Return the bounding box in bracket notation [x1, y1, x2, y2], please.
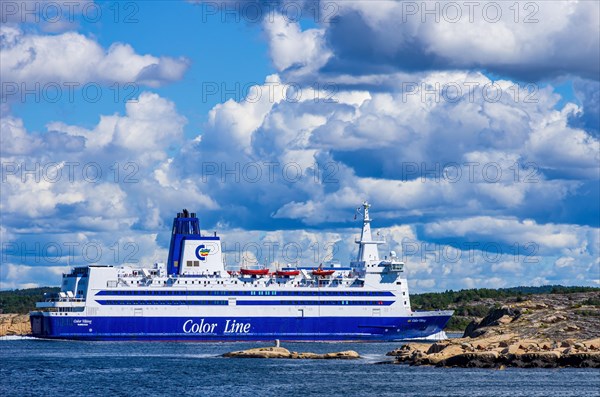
[30, 314, 451, 341]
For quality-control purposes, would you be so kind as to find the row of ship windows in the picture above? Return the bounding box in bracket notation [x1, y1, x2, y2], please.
[98, 290, 392, 297]
[99, 300, 228, 306]
[237, 300, 393, 306]
[96, 300, 393, 306]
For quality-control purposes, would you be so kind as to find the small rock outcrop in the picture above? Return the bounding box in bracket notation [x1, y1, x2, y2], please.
[223, 346, 360, 359]
[0, 314, 31, 336]
[463, 307, 521, 338]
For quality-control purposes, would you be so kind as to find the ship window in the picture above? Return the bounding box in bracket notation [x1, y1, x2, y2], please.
[194, 261, 200, 267]
[187, 261, 192, 267]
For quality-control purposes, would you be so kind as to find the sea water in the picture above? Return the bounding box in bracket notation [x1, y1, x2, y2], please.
[1, 337, 599, 397]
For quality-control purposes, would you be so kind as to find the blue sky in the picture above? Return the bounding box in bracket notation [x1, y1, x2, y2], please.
[9, 1, 275, 133]
[1, 1, 599, 291]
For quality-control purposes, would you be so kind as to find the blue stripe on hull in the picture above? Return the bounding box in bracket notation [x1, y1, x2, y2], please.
[30, 314, 451, 341]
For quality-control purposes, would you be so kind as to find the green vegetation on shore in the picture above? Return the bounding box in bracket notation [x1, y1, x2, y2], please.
[0, 287, 60, 314]
[411, 285, 600, 310]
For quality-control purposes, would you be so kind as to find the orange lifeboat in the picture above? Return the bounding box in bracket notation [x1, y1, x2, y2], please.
[240, 268, 270, 276]
[312, 269, 335, 277]
[274, 270, 300, 277]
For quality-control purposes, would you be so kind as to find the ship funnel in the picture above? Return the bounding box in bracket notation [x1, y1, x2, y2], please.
[166, 209, 201, 275]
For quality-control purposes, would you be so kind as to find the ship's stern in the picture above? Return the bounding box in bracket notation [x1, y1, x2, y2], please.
[30, 311, 48, 337]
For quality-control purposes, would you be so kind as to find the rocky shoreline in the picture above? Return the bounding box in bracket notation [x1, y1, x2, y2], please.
[0, 314, 31, 337]
[223, 346, 360, 359]
[385, 292, 600, 368]
[386, 335, 600, 368]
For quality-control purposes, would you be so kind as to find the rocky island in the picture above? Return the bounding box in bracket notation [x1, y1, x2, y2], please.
[223, 346, 360, 359]
[386, 292, 600, 368]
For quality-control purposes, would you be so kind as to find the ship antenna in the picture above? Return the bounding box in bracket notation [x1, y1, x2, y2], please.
[354, 205, 362, 220]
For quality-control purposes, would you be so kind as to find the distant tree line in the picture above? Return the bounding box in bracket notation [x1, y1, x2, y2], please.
[411, 285, 600, 311]
[0, 287, 60, 314]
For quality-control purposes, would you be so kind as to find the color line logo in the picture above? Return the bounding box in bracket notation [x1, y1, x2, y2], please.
[195, 245, 210, 261]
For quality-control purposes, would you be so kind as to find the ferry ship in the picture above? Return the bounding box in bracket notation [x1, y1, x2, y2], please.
[30, 203, 453, 341]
